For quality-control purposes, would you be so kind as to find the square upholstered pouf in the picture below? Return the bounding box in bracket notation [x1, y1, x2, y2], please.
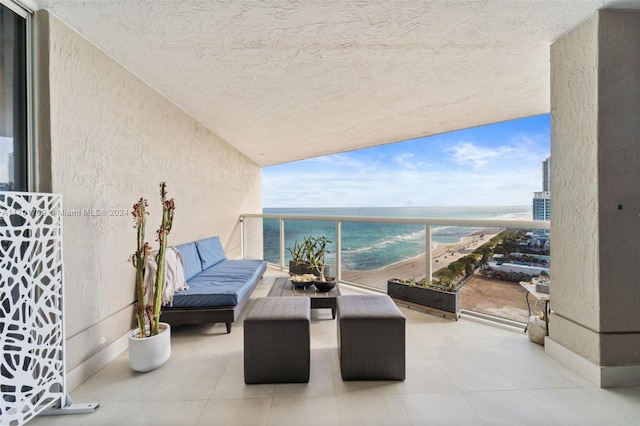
[244, 297, 310, 384]
[337, 295, 406, 380]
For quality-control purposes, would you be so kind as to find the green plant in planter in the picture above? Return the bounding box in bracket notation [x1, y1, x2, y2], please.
[288, 236, 332, 279]
[395, 276, 457, 292]
[287, 240, 305, 265]
[130, 182, 176, 338]
[429, 278, 456, 292]
[388, 277, 460, 316]
[307, 236, 332, 282]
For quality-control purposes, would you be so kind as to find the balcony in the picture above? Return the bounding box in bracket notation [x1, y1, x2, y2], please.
[28, 267, 640, 425]
[21, 213, 640, 425]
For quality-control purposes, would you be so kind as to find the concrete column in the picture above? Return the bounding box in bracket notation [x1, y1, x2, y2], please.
[548, 10, 640, 387]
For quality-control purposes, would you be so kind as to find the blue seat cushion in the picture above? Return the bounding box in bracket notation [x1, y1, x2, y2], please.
[175, 242, 202, 281]
[171, 259, 266, 308]
[195, 237, 226, 270]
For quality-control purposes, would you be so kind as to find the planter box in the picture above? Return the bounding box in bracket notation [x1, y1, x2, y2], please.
[387, 279, 460, 317]
[289, 261, 331, 278]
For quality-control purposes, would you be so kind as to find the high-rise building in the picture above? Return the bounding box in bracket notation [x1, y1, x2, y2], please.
[533, 191, 551, 221]
[542, 156, 550, 192]
[533, 157, 551, 222]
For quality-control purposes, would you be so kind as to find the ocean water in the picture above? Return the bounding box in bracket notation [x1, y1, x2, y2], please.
[262, 206, 531, 271]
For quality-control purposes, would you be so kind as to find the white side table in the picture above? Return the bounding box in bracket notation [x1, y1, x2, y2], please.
[519, 281, 550, 335]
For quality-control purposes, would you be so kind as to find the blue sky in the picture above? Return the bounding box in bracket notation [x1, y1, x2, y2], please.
[263, 114, 550, 208]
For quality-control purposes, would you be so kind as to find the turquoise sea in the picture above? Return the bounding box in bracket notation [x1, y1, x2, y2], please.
[262, 206, 531, 271]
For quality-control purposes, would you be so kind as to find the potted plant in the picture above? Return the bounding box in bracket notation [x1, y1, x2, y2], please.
[307, 236, 336, 291]
[128, 182, 176, 372]
[287, 236, 332, 278]
[287, 239, 311, 275]
[387, 276, 461, 318]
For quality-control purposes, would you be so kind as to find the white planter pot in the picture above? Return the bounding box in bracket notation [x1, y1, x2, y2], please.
[128, 322, 171, 372]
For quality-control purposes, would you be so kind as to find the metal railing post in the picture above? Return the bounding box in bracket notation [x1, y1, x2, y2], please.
[239, 216, 245, 259]
[336, 221, 342, 282]
[425, 224, 432, 283]
[279, 218, 286, 270]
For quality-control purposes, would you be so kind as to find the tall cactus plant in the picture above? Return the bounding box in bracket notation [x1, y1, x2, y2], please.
[151, 182, 175, 335]
[130, 182, 176, 338]
[130, 197, 150, 338]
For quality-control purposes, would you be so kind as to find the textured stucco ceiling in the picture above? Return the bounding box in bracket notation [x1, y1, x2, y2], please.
[31, 0, 639, 166]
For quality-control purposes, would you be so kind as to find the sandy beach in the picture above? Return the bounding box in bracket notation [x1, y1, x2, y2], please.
[341, 229, 500, 291]
[340, 228, 534, 322]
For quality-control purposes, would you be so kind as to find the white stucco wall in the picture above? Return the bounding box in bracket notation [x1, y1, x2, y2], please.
[38, 11, 263, 373]
[596, 11, 640, 337]
[550, 13, 601, 363]
[550, 10, 640, 368]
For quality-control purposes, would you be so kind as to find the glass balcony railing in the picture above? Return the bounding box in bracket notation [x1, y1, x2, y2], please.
[240, 213, 550, 325]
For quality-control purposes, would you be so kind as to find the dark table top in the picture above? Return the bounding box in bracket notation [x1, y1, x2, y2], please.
[268, 276, 340, 299]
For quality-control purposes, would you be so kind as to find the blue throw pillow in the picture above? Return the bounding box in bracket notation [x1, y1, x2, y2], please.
[196, 237, 226, 270]
[175, 242, 202, 281]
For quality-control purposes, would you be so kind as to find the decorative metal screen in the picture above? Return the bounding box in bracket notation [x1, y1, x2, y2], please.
[0, 192, 65, 425]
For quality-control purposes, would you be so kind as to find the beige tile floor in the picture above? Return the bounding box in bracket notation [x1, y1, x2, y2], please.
[31, 270, 640, 425]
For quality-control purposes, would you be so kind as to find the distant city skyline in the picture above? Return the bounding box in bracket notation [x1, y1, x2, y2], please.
[263, 114, 551, 208]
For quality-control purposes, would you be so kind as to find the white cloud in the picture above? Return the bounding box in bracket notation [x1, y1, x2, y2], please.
[392, 153, 417, 169]
[447, 142, 515, 169]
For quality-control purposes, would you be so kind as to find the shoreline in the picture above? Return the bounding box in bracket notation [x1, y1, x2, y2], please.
[341, 228, 500, 290]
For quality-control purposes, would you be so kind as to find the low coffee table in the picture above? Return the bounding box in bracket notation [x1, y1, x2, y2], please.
[268, 277, 340, 319]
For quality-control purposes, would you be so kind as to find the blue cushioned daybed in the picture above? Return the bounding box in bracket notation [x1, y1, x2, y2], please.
[161, 236, 267, 333]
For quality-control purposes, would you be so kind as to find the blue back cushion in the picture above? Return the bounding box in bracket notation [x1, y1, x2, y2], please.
[175, 242, 202, 281]
[196, 237, 226, 270]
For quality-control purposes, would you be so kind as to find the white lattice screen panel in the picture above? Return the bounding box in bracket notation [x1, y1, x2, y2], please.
[1, 192, 65, 426]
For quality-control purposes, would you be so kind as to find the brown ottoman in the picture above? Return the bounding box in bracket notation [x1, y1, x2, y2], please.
[244, 297, 310, 384]
[337, 295, 406, 380]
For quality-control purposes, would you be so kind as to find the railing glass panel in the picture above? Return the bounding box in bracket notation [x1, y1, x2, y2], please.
[281, 218, 336, 276]
[262, 217, 281, 264]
